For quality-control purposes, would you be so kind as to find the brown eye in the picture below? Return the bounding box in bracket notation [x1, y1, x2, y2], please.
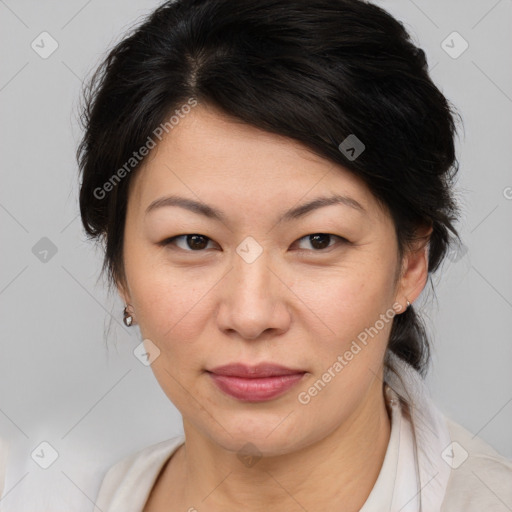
[186, 234, 209, 250]
[159, 234, 214, 251]
[295, 233, 346, 251]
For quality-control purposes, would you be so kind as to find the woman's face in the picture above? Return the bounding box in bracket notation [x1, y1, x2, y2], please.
[118, 104, 424, 456]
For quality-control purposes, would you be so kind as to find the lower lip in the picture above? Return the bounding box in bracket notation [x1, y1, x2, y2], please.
[208, 372, 305, 402]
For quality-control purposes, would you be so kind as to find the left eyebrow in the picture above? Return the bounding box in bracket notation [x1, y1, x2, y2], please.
[280, 194, 367, 222]
[144, 193, 367, 223]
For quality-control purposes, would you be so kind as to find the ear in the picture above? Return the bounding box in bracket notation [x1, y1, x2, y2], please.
[395, 224, 433, 307]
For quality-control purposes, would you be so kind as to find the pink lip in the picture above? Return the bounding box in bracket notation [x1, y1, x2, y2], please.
[208, 363, 305, 378]
[207, 363, 306, 402]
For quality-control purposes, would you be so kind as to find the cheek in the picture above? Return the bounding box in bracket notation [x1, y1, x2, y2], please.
[129, 269, 212, 404]
[293, 262, 396, 344]
[126, 254, 221, 348]
[288, 260, 398, 401]
[290, 268, 396, 432]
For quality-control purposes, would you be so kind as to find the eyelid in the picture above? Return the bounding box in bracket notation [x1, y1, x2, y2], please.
[158, 233, 349, 252]
[157, 234, 218, 251]
[293, 234, 348, 252]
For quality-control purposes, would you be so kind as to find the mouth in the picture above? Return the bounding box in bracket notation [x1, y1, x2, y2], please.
[206, 363, 307, 402]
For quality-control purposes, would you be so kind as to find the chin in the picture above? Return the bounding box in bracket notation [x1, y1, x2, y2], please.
[203, 413, 314, 458]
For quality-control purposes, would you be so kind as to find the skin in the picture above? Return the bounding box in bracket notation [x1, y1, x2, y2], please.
[117, 103, 432, 512]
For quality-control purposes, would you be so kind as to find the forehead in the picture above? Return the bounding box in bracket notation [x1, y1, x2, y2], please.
[127, 104, 385, 222]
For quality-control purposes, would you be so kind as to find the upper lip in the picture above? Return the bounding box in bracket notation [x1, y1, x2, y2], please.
[207, 363, 306, 378]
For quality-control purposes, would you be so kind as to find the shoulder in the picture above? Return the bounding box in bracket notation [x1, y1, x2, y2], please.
[441, 418, 512, 511]
[93, 435, 185, 512]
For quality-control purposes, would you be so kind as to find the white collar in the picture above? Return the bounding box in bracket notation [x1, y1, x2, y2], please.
[359, 384, 403, 511]
[378, 353, 453, 511]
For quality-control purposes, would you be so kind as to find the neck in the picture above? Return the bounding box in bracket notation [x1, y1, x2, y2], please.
[168, 377, 391, 512]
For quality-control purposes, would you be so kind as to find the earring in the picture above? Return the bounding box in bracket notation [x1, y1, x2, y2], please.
[406, 299, 411, 309]
[123, 304, 134, 327]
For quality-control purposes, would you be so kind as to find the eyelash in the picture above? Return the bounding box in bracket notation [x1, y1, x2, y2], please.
[158, 233, 349, 253]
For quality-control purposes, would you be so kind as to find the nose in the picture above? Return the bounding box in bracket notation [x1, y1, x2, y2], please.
[215, 250, 292, 341]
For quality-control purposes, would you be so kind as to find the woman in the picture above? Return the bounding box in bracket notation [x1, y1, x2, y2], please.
[76, 0, 512, 510]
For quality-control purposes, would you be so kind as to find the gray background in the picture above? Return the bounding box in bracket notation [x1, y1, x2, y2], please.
[0, 0, 511, 509]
